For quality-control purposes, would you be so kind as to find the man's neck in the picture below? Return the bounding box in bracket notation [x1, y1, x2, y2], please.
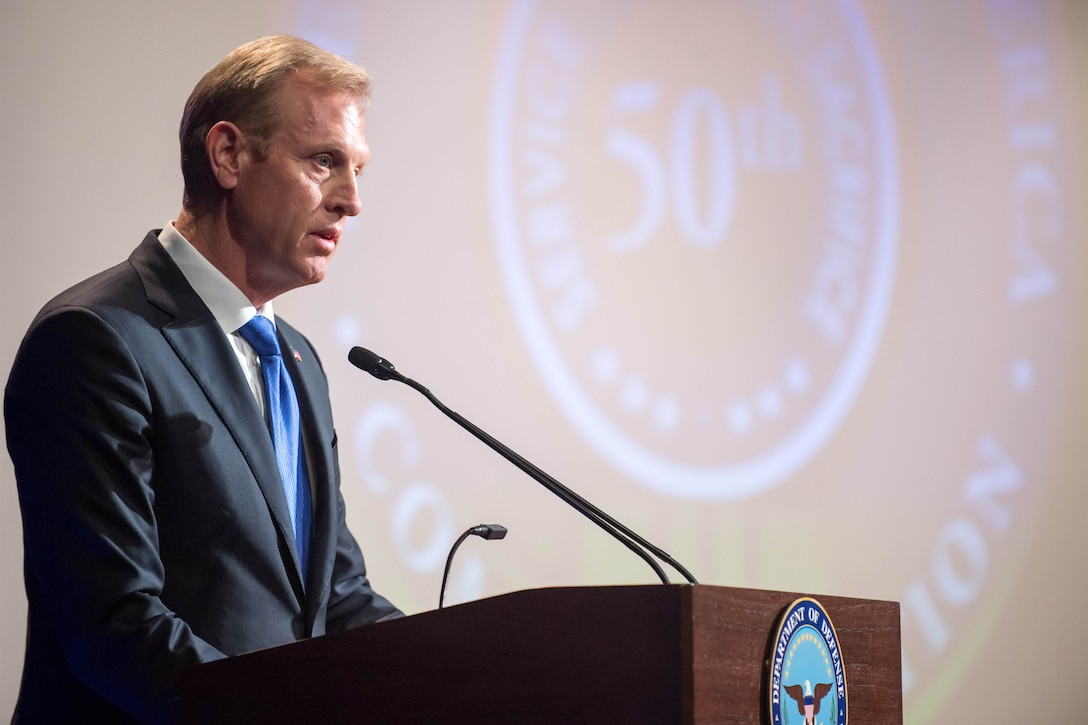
[173, 207, 271, 308]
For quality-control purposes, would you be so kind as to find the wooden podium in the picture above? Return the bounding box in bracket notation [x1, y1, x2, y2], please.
[175, 584, 902, 723]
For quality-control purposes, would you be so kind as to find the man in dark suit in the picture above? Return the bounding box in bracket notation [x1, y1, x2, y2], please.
[5, 35, 401, 723]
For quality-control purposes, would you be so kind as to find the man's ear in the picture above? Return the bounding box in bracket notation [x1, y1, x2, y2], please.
[205, 121, 248, 191]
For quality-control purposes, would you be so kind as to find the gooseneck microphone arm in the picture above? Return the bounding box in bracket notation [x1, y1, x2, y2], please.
[440, 524, 507, 609]
[348, 346, 698, 586]
[412, 376, 673, 584]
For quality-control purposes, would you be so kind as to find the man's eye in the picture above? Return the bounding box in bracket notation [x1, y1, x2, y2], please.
[316, 155, 332, 168]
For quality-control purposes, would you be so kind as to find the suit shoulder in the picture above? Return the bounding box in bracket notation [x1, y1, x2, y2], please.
[40, 260, 142, 314]
[28, 232, 177, 332]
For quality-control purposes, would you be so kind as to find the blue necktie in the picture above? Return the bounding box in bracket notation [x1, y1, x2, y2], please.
[238, 315, 311, 581]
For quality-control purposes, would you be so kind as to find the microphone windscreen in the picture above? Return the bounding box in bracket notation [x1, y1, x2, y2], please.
[348, 346, 395, 380]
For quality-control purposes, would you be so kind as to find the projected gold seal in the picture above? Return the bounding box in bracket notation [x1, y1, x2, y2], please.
[489, 0, 898, 501]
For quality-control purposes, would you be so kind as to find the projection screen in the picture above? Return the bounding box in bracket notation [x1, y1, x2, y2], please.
[1, 1, 1084, 722]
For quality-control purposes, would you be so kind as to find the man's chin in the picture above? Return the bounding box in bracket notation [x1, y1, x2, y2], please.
[302, 260, 329, 286]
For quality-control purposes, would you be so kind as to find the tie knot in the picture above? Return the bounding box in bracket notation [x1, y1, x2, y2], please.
[238, 315, 281, 359]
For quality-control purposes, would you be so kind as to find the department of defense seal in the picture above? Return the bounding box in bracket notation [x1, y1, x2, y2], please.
[769, 598, 848, 725]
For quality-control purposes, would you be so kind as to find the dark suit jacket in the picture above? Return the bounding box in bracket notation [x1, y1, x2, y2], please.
[5, 231, 401, 723]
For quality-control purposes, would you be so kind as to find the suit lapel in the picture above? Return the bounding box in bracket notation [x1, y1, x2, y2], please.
[128, 233, 306, 595]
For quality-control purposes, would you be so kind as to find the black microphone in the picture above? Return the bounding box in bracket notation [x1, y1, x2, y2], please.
[440, 524, 508, 609]
[348, 347, 404, 382]
[348, 346, 698, 586]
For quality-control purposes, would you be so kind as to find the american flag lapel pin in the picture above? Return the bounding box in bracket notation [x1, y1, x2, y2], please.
[292, 348, 302, 363]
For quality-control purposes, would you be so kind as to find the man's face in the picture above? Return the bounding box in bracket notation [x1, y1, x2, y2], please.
[229, 73, 369, 301]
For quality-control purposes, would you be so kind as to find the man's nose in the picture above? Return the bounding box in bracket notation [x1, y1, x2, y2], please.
[329, 173, 362, 217]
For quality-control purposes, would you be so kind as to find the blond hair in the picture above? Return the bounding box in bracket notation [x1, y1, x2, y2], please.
[179, 35, 372, 210]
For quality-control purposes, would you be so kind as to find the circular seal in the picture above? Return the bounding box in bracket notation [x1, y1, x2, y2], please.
[769, 598, 848, 725]
[489, 0, 898, 501]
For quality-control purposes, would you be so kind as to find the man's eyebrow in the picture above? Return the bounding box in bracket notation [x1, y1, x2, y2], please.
[303, 141, 344, 154]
